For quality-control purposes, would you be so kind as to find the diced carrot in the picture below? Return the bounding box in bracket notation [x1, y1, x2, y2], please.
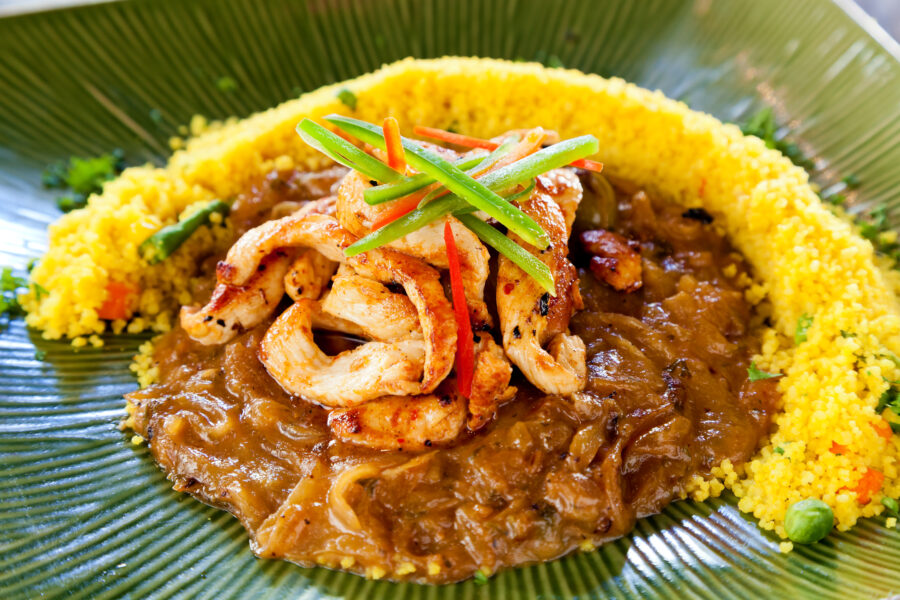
[97, 281, 137, 320]
[852, 468, 884, 504]
[444, 220, 474, 398]
[383, 117, 406, 173]
[872, 420, 894, 441]
[413, 126, 500, 150]
[570, 158, 605, 173]
[830, 441, 849, 455]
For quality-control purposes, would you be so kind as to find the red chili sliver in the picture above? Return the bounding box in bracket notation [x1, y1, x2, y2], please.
[570, 158, 604, 173]
[370, 194, 422, 230]
[97, 281, 137, 320]
[383, 116, 406, 172]
[414, 126, 500, 151]
[444, 220, 474, 398]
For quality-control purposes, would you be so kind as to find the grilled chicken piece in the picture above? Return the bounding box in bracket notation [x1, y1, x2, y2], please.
[284, 248, 338, 302]
[180, 251, 292, 345]
[467, 337, 517, 431]
[260, 299, 426, 407]
[328, 387, 467, 451]
[215, 213, 456, 396]
[321, 265, 422, 342]
[580, 229, 643, 293]
[337, 170, 493, 330]
[497, 169, 587, 395]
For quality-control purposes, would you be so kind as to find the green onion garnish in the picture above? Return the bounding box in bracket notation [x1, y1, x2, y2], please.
[457, 214, 555, 295]
[325, 115, 550, 249]
[296, 119, 401, 184]
[344, 135, 598, 256]
[140, 200, 230, 264]
[503, 179, 536, 203]
[364, 154, 485, 205]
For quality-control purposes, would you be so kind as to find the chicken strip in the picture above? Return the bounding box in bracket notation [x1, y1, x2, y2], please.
[322, 266, 422, 341]
[467, 336, 517, 431]
[337, 171, 493, 329]
[180, 250, 291, 345]
[328, 387, 467, 451]
[284, 248, 338, 302]
[259, 299, 427, 407]
[497, 169, 587, 395]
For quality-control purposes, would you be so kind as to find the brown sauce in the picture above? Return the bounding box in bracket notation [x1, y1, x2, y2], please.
[127, 167, 778, 583]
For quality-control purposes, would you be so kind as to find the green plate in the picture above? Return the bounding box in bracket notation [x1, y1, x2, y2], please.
[2, 0, 900, 598]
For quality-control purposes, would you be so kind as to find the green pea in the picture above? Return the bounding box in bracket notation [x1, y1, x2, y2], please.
[785, 499, 833, 544]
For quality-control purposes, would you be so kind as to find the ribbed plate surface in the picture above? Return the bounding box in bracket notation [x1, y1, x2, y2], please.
[2, 0, 900, 598]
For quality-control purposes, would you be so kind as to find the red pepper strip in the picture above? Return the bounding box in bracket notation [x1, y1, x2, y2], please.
[444, 220, 474, 398]
[830, 441, 848, 455]
[383, 117, 406, 172]
[414, 126, 501, 150]
[97, 281, 137, 320]
[571, 158, 605, 173]
[415, 126, 603, 172]
[852, 468, 884, 504]
[872, 420, 893, 441]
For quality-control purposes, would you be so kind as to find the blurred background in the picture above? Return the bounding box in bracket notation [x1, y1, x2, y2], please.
[0, 0, 897, 41]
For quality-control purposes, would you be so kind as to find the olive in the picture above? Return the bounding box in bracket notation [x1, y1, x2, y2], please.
[784, 498, 834, 544]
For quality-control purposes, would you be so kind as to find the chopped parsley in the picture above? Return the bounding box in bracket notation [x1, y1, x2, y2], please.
[42, 151, 126, 213]
[0, 267, 27, 321]
[842, 174, 861, 189]
[794, 313, 813, 345]
[883, 497, 900, 516]
[473, 569, 489, 585]
[32, 282, 49, 300]
[774, 446, 785, 455]
[34, 349, 46, 361]
[740, 108, 814, 170]
[336, 88, 358, 111]
[840, 330, 856, 338]
[748, 361, 782, 382]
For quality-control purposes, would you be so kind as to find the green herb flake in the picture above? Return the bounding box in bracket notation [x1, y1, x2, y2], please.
[546, 54, 565, 68]
[43, 153, 125, 213]
[840, 330, 856, 338]
[0, 267, 27, 321]
[882, 497, 899, 515]
[842, 174, 861, 189]
[794, 313, 813, 345]
[26, 258, 38, 273]
[216, 76, 237, 93]
[473, 569, 489, 585]
[149, 108, 163, 124]
[336, 88, 358, 111]
[748, 361, 782, 382]
[34, 349, 46, 361]
[739, 108, 814, 169]
[32, 282, 49, 300]
[774, 447, 785, 455]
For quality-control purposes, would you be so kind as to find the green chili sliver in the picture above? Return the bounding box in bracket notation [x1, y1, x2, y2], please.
[296, 119, 400, 184]
[457, 214, 555, 295]
[416, 138, 519, 210]
[140, 200, 230, 264]
[364, 154, 485, 205]
[325, 115, 550, 249]
[344, 136, 598, 256]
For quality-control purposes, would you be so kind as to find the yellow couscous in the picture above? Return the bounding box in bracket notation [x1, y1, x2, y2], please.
[23, 57, 900, 538]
